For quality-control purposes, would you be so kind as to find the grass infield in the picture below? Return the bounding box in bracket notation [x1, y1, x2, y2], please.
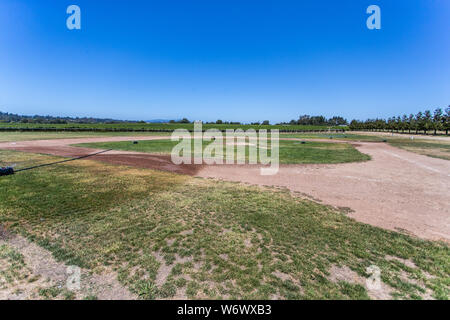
[75, 139, 370, 164]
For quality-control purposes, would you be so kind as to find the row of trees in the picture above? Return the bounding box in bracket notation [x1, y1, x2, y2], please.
[169, 119, 260, 125]
[349, 106, 450, 135]
[175, 115, 349, 126]
[203, 120, 243, 125]
[280, 115, 348, 126]
[0, 111, 126, 124]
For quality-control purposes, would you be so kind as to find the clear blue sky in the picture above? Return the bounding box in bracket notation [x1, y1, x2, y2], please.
[0, 0, 448, 123]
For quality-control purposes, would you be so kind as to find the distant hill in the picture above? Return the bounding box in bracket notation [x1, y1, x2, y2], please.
[145, 119, 174, 123]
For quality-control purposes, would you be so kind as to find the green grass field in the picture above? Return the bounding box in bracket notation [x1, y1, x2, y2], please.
[75, 139, 370, 164]
[0, 150, 448, 299]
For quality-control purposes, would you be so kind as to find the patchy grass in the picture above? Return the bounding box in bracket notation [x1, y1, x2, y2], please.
[0, 241, 76, 300]
[0, 243, 28, 287]
[387, 139, 450, 161]
[0, 150, 448, 300]
[75, 139, 370, 164]
[280, 133, 386, 142]
[0, 131, 168, 143]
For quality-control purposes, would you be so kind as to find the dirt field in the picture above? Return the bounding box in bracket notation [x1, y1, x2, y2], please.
[0, 136, 449, 242]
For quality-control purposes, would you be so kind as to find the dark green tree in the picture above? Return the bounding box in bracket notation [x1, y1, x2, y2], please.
[423, 110, 432, 134]
[432, 108, 443, 135]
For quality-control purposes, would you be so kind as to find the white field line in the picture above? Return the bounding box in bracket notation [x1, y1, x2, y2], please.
[342, 175, 382, 183]
[382, 150, 450, 176]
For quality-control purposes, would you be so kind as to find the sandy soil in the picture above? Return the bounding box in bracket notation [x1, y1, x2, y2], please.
[0, 136, 449, 242]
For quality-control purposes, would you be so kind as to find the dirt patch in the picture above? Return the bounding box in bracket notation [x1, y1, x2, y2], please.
[271, 270, 303, 296]
[328, 265, 362, 284]
[0, 243, 53, 300]
[152, 251, 192, 300]
[397, 270, 434, 300]
[180, 229, 194, 236]
[153, 251, 170, 287]
[328, 265, 393, 300]
[92, 154, 202, 176]
[219, 254, 229, 261]
[0, 225, 11, 240]
[385, 255, 417, 269]
[272, 270, 291, 282]
[0, 228, 135, 300]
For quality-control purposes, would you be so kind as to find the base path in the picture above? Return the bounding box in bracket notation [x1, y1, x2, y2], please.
[0, 136, 449, 242]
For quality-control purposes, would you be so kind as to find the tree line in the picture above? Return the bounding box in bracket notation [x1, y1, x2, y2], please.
[349, 106, 450, 135]
[0, 111, 128, 124]
[2, 107, 449, 134]
[279, 115, 348, 126]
